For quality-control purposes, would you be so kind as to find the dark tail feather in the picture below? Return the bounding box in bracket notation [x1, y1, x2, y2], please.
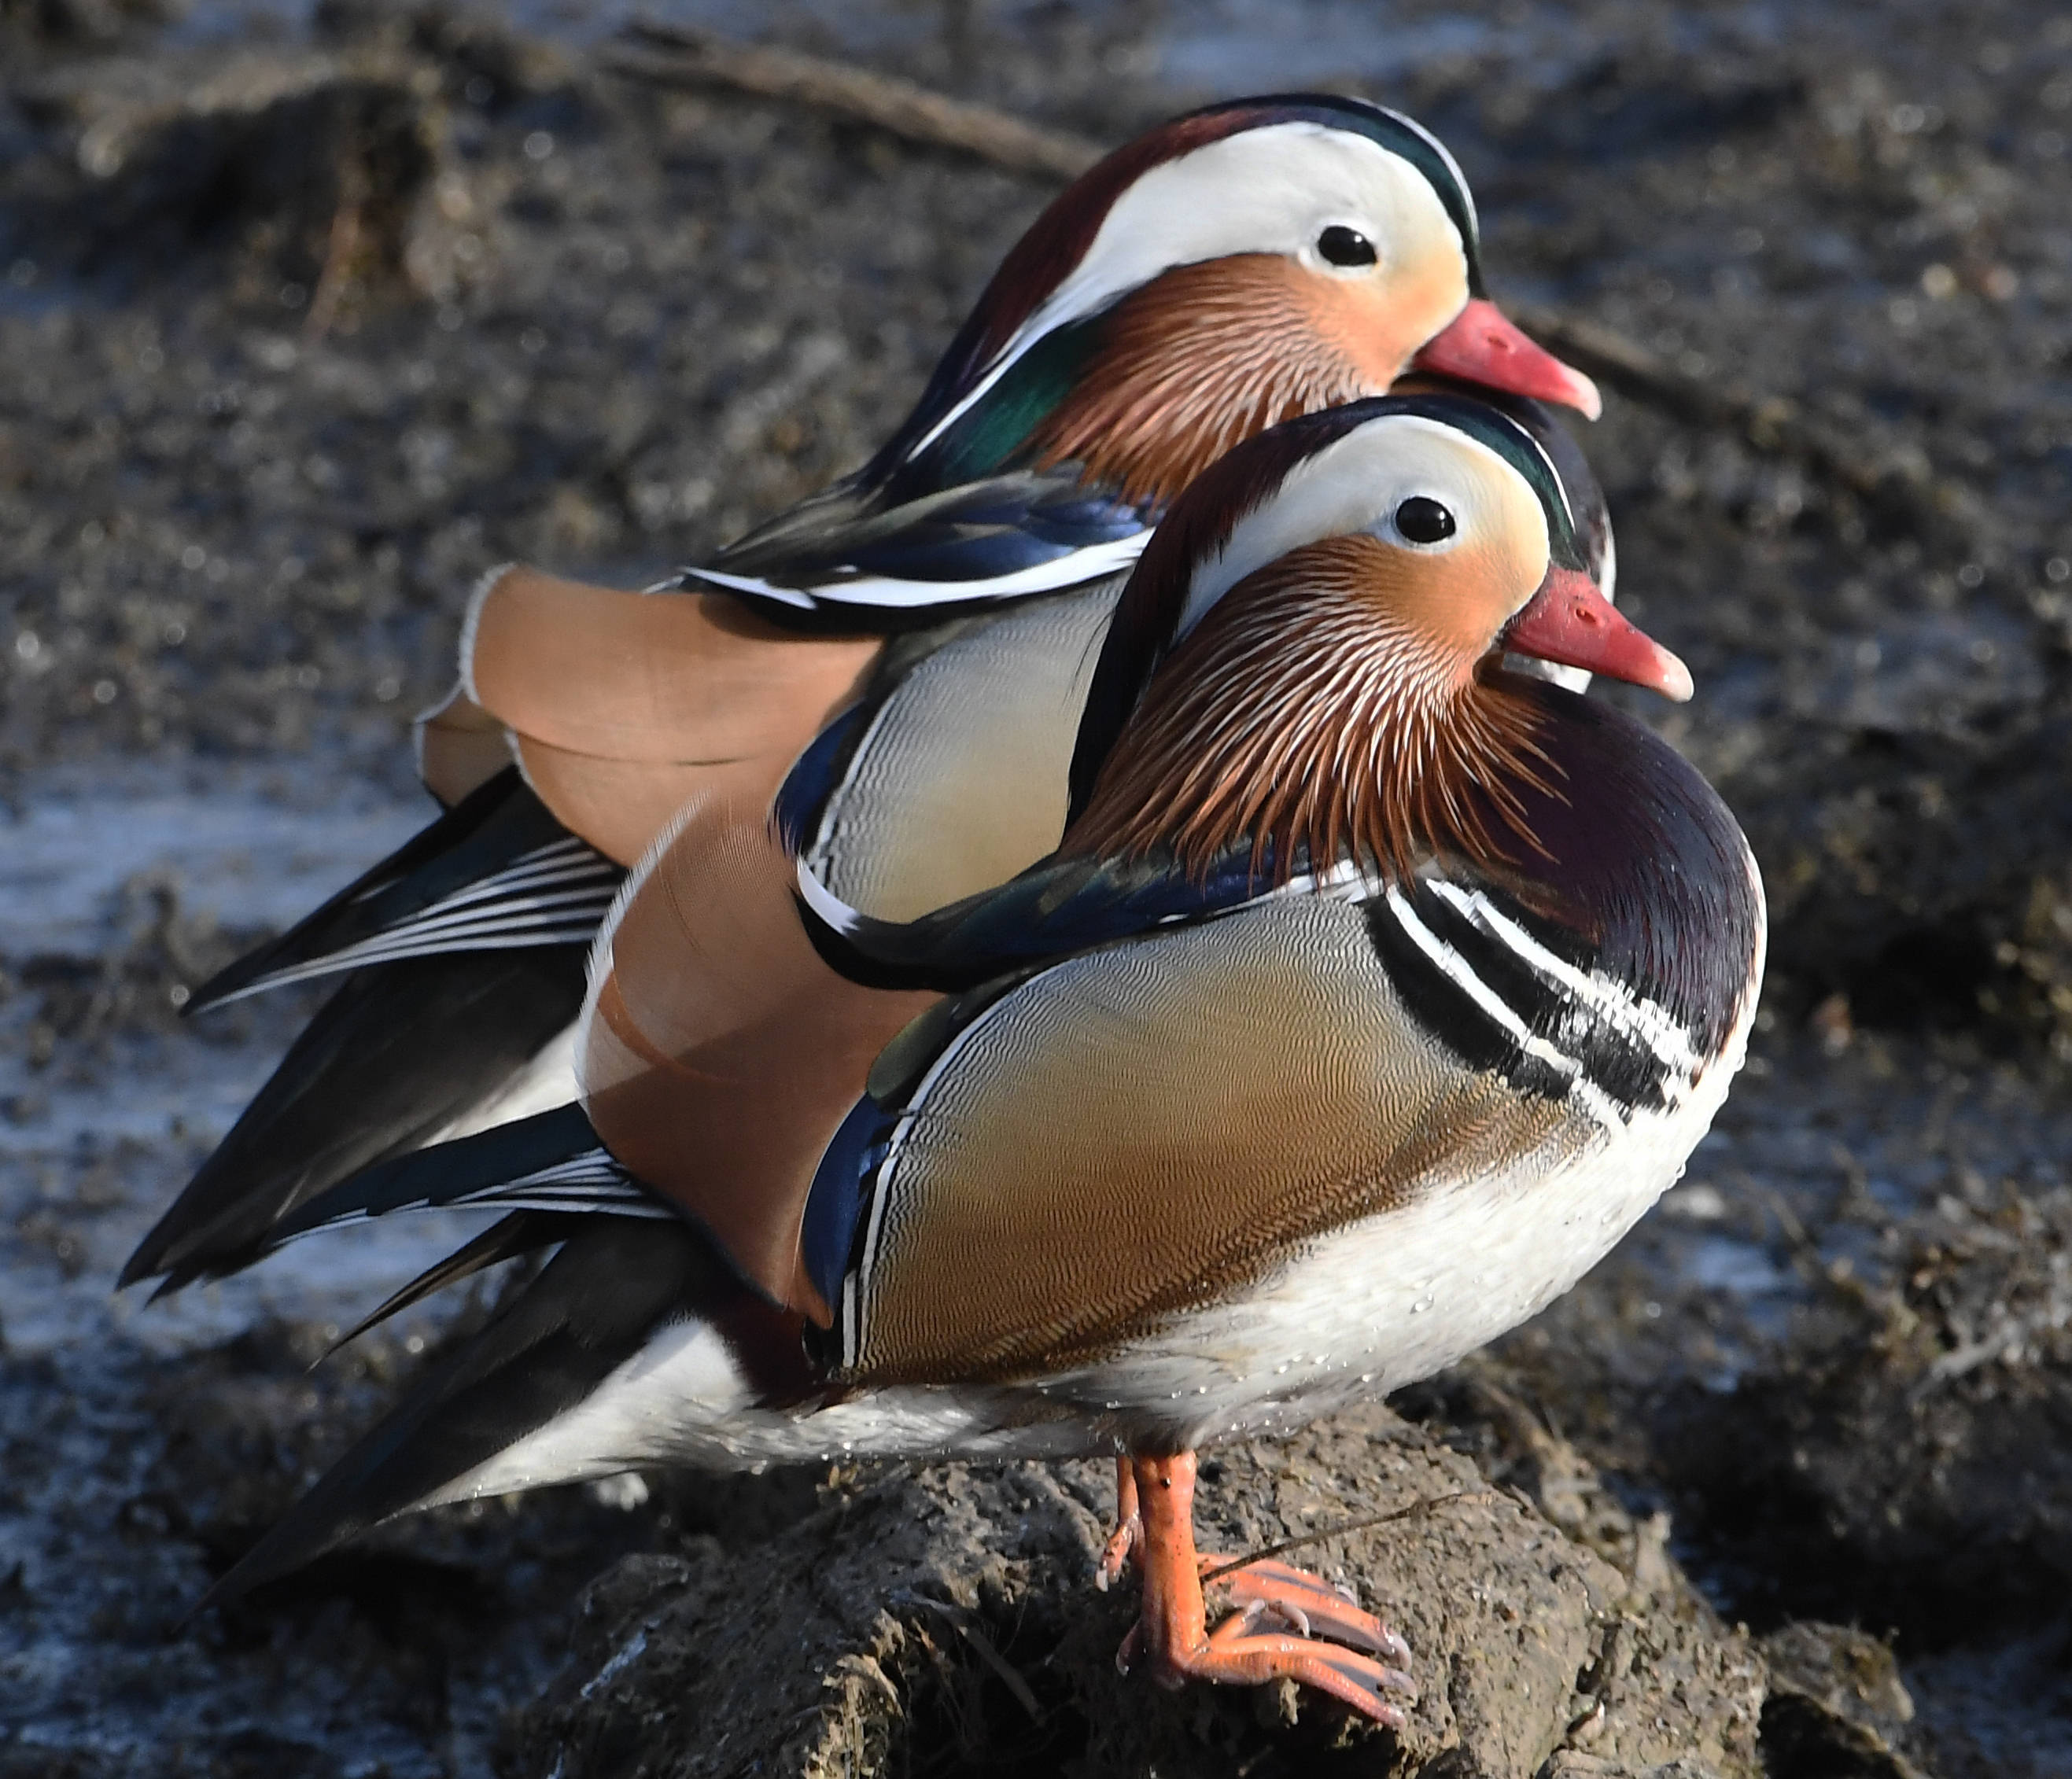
[205, 1217, 728, 1608]
[185, 771, 620, 1010]
[271, 1103, 670, 1246]
[189, 770, 525, 1011]
[123, 945, 589, 1291]
[320, 1210, 581, 1360]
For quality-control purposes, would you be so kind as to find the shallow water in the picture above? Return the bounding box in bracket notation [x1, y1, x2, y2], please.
[0, 764, 555, 1773]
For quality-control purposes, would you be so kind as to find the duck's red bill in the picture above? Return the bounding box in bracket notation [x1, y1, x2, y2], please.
[1503, 567, 1692, 702]
[1411, 299, 1603, 421]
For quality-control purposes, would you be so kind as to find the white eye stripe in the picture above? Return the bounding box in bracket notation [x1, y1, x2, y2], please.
[1177, 415, 1539, 639]
[1366, 521, 1460, 554]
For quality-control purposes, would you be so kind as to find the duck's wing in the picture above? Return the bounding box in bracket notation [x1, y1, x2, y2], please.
[194, 505, 1130, 1021]
[141, 566, 1121, 1297]
[133, 573, 879, 1294]
[689, 466, 1151, 621]
[264, 1103, 669, 1240]
[574, 788, 940, 1322]
[194, 473, 1141, 1014]
[806, 885, 1585, 1388]
[776, 574, 1121, 922]
[439, 564, 881, 867]
[186, 556, 882, 1014]
[153, 479, 1142, 1300]
[790, 812, 1736, 1388]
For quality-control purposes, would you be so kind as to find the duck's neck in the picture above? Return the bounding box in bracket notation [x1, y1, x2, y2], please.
[1064, 538, 1555, 883]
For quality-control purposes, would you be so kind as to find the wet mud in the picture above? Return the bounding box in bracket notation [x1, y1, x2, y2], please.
[2, 1, 2070, 1773]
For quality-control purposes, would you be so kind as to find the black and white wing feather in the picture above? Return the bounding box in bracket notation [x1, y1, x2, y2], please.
[187, 771, 623, 1011]
[680, 466, 1152, 621]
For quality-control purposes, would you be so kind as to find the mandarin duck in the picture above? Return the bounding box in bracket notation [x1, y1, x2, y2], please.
[208, 394, 1764, 1726]
[125, 94, 1599, 1297]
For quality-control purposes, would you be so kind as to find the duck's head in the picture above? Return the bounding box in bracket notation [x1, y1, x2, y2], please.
[871, 95, 1600, 507]
[1066, 393, 1688, 882]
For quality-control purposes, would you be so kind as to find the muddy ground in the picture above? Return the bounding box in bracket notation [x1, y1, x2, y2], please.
[2, 0, 2070, 1773]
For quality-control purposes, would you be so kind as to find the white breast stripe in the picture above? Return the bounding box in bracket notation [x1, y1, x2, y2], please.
[1383, 887, 1624, 1130]
[1253, 856, 1379, 907]
[1426, 881, 1699, 1079]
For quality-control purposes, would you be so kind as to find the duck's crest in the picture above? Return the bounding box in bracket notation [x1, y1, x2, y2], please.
[864, 96, 1486, 500]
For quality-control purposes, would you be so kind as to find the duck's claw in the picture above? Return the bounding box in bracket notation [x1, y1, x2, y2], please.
[1121, 1593, 1416, 1726]
[1189, 1613, 1417, 1725]
[1204, 1554, 1414, 1667]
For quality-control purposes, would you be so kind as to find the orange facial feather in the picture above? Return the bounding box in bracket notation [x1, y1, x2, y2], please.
[1065, 536, 1559, 883]
[1029, 257, 1416, 506]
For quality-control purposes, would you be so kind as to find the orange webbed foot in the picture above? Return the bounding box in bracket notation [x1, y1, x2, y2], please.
[1204, 1554, 1413, 1667]
[1113, 1452, 1417, 1727]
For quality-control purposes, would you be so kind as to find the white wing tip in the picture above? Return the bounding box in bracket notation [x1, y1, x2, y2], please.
[795, 856, 863, 937]
[678, 565, 817, 610]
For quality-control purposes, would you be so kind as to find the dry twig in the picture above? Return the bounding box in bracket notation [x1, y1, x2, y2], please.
[601, 20, 1102, 182]
[1198, 1488, 1489, 1586]
[890, 1592, 1044, 1721]
[304, 168, 365, 342]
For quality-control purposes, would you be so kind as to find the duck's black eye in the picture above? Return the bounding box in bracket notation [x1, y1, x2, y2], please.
[1318, 225, 1377, 267]
[1395, 496, 1456, 544]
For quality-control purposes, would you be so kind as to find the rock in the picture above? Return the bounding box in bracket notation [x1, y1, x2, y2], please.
[514, 1403, 1765, 1779]
[1540, 1759, 1728, 1779]
[1759, 1622, 1927, 1779]
[1761, 1621, 1915, 1741]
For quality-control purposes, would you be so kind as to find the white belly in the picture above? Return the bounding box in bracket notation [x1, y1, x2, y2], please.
[1055, 1074, 1726, 1449]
